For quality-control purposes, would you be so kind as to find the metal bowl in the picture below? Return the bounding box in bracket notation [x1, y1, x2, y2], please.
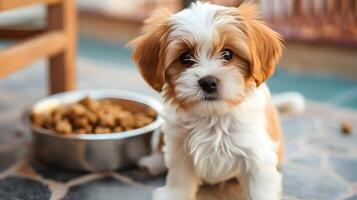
[23, 89, 163, 172]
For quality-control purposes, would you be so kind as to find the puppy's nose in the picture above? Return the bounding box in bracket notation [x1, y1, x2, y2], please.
[199, 75, 218, 93]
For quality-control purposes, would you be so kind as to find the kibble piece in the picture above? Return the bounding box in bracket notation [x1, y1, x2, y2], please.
[135, 113, 154, 128]
[123, 126, 134, 131]
[52, 106, 70, 117]
[74, 128, 87, 134]
[84, 125, 93, 133]
[80, 96, 100, 112]
[31, 112, 45, 127]
[145, 108, 157, 118]
[98, 111, 116, 127]
[85, 111, 98, 124]
[341, 121, 353, 135]
[79, 96, 93, 106]
[55, 119, 72, 134]
[117, 111, 135, 129]
[113, 126, 123, 132]
[41, 113, 54, 129]
[70, 103, 87, 116]
[52, 112, 63, 122]
[94, 126, 111, 134]
[74, 117, 90, 128]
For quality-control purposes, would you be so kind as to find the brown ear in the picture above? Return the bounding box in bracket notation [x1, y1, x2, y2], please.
[238, 3, 283, 86]
[128, 8, 171, 92]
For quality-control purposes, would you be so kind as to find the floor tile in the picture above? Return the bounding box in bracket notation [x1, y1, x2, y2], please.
[64, 177, 151, 200]
[0, 176, 51, 200]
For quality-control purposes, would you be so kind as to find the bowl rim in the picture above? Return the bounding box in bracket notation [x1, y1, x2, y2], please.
[23, 89, 164, 140]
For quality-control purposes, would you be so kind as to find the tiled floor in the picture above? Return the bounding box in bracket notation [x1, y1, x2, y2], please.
[0, 57, 356, 199]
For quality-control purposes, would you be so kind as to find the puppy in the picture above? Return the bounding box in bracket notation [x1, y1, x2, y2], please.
[131, 2, 284, 200]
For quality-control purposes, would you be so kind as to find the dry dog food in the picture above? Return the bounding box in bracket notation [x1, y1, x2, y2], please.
[31, 96, 157, 134]
[341, 121, 353, 135]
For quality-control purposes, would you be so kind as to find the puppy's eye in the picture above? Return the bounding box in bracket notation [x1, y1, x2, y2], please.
[179, 52, 195, 65]
[222, 49, 233, 61]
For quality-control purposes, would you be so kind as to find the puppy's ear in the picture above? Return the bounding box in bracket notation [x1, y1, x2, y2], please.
[238, 3, 283, 86]
[129, 8, 171, 92]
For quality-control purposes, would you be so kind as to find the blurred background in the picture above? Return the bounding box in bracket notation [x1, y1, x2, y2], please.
[1, 0, 356, 107]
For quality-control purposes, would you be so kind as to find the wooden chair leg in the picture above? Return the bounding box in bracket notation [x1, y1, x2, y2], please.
[47, 0, 77, 94]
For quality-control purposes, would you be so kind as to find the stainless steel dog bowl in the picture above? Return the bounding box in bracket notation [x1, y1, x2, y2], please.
[23, 89, 163, 171]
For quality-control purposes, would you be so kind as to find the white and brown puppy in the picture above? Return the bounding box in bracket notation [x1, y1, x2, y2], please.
[131, 2, 284, 200]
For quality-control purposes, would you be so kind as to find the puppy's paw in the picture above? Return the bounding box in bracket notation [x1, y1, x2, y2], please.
[152, 187, 170, 200]
[138, 153, 166, 176]
[152, 187, 195, 200]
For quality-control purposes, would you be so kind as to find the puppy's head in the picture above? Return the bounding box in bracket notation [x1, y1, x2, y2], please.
[130, 2, 282, 116]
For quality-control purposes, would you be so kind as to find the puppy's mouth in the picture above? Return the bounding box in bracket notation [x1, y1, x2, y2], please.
[201, 95, 219, 101]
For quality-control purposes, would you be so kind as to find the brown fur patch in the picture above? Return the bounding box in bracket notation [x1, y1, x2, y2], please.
[265, 92, 284, 167]
[163, 43, 197, 111]
[235, 3, 283, 86]
[129, 8, 172, 92]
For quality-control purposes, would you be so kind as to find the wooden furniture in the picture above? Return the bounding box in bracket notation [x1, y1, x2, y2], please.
[207, 0, 357, 47]
[0, 0, 77, 94]
[254, 0, 357, 47]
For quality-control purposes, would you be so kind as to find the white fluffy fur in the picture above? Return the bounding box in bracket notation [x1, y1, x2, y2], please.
[153, 84, 282, 200]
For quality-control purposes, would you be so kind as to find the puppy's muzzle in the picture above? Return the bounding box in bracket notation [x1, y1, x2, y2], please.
[198, 75, 218, 94]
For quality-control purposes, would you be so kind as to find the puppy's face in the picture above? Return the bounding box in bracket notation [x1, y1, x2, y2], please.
[131, 2, 282, 116]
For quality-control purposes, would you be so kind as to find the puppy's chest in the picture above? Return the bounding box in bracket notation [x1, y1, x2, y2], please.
[184, 118, 243, 183]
